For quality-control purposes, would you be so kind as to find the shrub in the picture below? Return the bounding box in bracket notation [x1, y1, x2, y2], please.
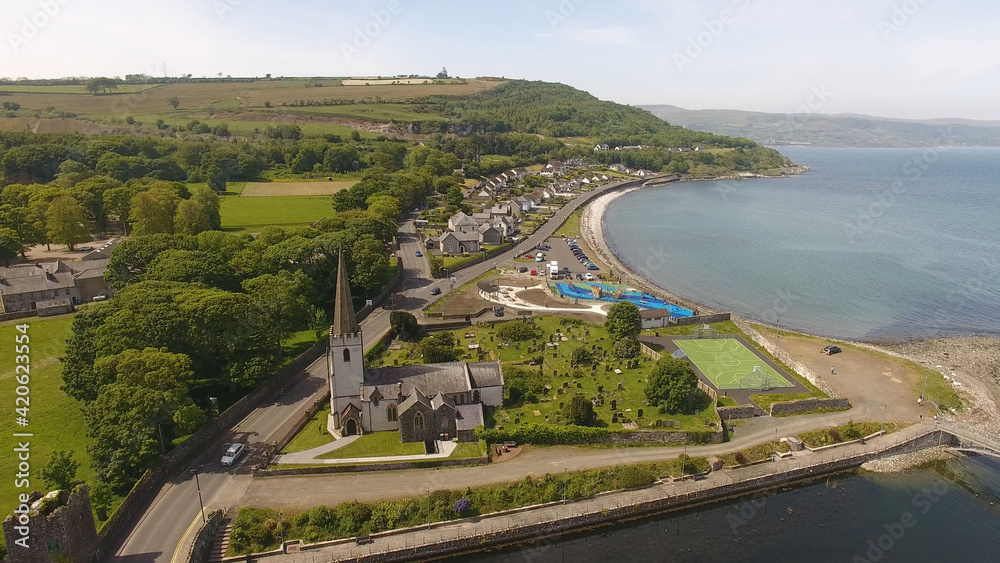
[563, 394, 596, 426]
[477, 423, 608, 445]
[503, 366, 545, 405]
[453, 498, 472, 515]
[496, 320, 542, 342]
[571, 347, 594, 367]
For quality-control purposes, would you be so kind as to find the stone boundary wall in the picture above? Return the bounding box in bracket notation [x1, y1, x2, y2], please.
[732, 316, 839, 397]
[94, 339, 329, 561]
[439, 243, 515, 278]
[269, 430, 955, 562]
[717, 405, 756, 419]
[596, 429, 723, 445]
[770, 397, 852, 416]
[357, 258, 405, 322]
[187, 510, 224, 563]
[271, 393, 330, 455]
[254, 456, 489, 477]
[0, 309, 37, 322]
[674, 312, 731, 326]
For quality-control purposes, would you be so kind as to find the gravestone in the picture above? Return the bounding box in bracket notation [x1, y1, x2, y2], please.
[597, 385, 603, 393]
[559, 402, 564, 409]
[562, 381, 569, 389]
[610, 399, 617, 410]
[514, 418, 520, 424]
[553, 370, 558, 377]
[611, 414, 618, 423]
[617, 383, 625, 391]
[637, 408, 644, 418]
[576, 382, 582, 388]
[394, 359, 399, 366]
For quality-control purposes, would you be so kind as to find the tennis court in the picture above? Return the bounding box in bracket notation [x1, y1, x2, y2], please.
[675, 338, 795, 390]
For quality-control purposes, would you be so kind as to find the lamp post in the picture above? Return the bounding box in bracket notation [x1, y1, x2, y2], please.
[156, 422, 167, 456]
[920, 370, 929, 402]
[881, 404, 887, 435]
[191, 469, 206, 523]
[563, 468, 568, 502]
[278, 512, 285, 554]
[426, 490, 431, 530]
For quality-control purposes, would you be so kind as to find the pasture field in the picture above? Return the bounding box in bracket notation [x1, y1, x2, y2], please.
[221, 195, 333, 231]
[0, 316, 98, 530]
[278, 103, 436, 122]
[342, 78, 437, 86]
[241, 181, 355, 197]
[0, 84, 162, 94]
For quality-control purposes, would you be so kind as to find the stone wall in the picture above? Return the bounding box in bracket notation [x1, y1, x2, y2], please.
[732, 316, 839, 396]
[187, 510, 224, 563]
[327, 429, 955, 563]
[674, 312, 731, 326]
[0, 309, 37, 322]
[770, 397, 852, 416]
[2, 486, 97, 563]
[94, 339, 329, 561]
[717, 405, 757, 419]
[596, 428, 724, 445]
[254, 456, 488, 477]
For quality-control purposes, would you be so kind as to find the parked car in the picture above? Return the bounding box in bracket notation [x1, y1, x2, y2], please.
[585, 273, 595, 281]
[493, 306, 505, 317]
[535, 256, 544, 262]
[587, 264, 600, 270]
[79, 246, 94, 252]
[430, 287, 442, 295]
[822, 345, 842, 355]
[525, 254, 534, 259]
[221, 443, 245, 466]
[415, 250, 423, 257]
[518, 266, 528, 273]
[92, 294, 109, 302]
[530, 269, 537, 276]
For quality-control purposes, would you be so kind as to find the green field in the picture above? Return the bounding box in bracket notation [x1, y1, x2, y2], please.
[675, 338, 794, 390]
[279, 103, 436, 122]
[0, 84, 162, 94]
[0, 316, 101, 539]
[220, 195, 333, 231]
[316, 432, 425, 459]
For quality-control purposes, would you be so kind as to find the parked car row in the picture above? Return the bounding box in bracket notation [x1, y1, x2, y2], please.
[565, 238, 600, 272]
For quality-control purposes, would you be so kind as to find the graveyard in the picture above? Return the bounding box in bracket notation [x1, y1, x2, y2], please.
[374, 316, 723, 436]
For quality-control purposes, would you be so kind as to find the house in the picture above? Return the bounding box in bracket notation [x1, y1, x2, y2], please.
[514, 195, 533, 212]
[0, 262, 80, 313]
[640, 308, 675, 329]
[448, 212, 480, 234]
[594, 143, 610, 152]
[490, 202, 518, 219]
[327, 252, 503, 443]
[540, 161, 566, 177]
[478, 223, 504, 245]
[432, 231, 481, 254]
[71, 258, 110, 301]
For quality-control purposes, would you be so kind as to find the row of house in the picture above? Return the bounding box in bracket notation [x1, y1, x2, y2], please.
[594, 144, 703, 153]
[608, 163, 655, 178]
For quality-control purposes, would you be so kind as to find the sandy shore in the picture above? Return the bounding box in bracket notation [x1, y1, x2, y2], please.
[580, 185, 1000, 438]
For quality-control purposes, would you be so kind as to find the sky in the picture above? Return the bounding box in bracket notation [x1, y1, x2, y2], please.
[4, 0, 1000, 121]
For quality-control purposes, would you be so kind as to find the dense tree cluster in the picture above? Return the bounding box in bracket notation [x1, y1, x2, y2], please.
[644, 357, 701, 415]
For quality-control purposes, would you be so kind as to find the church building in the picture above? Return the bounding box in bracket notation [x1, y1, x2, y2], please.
[327, 251, 503, 443]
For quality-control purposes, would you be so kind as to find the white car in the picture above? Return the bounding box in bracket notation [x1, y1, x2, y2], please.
[585, 273, 595, 281]
[221, 443, 245, 466]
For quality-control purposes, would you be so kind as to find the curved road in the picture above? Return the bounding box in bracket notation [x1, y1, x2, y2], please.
[113, 179, 643, 562]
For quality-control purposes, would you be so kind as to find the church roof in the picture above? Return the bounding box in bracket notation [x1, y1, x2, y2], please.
[468, 362, 503, 388]
[367, 362, 471, 396]
[430, 391, 456, 411]
[397, 388, 431, 415]
[455, 404, 485, 431]
[332, 247, 359, 336]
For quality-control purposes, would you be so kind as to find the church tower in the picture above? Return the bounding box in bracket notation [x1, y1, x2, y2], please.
[328, 249, 366, 437]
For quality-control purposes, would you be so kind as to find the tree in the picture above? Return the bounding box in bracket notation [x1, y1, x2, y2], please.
[45, 195, 91, 250]
[419, 332, 459, 363]
[563, 394, 595, 426]
[366, 194, 401, 223]
[351, 235, 390, 294]
[0, 227, 23, 266]
[605, 301, 642, 341]
[496, 320, 541, 342]
[168, 96, 180, 109]
[242, 271, 313, 350]
[503, 366, 544, 405]
[571, 347, 594, 367]
[174, 198, 211, 235]
[192, 188, 222, 230]
[90, 480, 114, 520]
[130, 187, 179, 235]
[145, 249, 241, 291]
[644, 357, 699, 414]
[40, 450, 80, 491]
[437, 67, 449, 79]
[613, 337, 640, 360]
[389, 311, 418, 340]
[104, 186, 135, 234]
[85, 77, 118, 94]
[172, 404, 208, 435]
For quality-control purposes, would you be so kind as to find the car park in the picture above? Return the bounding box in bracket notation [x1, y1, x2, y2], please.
[221, 443, 245, 466]
[430, 287, 442, 295]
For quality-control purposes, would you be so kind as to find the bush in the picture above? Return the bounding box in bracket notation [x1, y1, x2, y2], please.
[453, 498, 472, 515]
[571, 347, 594, 367]
[389, 311, 418, 340]
[503, 366, 545, 405]
[496, 320, 542, 342]
[563, 394, 596, 426]
[477, 423, 608, 445]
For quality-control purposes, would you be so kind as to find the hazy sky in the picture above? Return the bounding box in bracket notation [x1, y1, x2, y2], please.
[5, 0, 1000, 120]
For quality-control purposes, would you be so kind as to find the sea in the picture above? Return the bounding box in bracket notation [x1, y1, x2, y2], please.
[460, 455, 1000, 563]
[601, 147, 1000, 341]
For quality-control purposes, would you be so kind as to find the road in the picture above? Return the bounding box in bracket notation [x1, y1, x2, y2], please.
[109, 177, 647, 562]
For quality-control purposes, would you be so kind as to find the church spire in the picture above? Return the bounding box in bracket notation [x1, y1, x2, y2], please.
[332, 247, 359, 336]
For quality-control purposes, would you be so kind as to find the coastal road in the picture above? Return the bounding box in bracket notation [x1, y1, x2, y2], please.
[111, 178, 643, 561]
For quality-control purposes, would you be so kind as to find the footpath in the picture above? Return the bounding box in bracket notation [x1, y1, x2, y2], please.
[226, 423, 948, 562]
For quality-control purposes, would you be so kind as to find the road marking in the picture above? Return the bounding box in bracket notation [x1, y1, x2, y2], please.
[170, 512, 205, 563]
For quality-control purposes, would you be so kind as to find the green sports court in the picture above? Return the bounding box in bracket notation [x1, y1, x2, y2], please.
[674, 338, 795, 390]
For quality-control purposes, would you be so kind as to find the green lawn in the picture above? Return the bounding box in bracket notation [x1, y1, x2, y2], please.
[278, 103, 437, 122]
[281, 403, 334, 454]
[375, 315, 721, 433]
[554, 208, 583, 238]
[316, 432, 425, 459]
[221, 195, 333, 231]
[0, 315, 118, 547]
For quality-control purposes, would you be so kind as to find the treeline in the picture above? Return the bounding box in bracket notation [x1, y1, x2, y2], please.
[422, 80, 765, 148]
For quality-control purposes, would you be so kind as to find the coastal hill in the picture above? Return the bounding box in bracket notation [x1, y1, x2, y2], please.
[641, 104, 1000, 148]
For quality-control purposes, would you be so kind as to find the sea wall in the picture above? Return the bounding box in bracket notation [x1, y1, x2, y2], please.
[770, 397, 852, 416]
[254, 456, 488, 477]
[674, 312, 731, 326]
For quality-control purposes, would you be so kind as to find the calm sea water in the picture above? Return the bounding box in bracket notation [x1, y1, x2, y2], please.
[602, 147, 1000, 340]
[460, 456, 1000, 563]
